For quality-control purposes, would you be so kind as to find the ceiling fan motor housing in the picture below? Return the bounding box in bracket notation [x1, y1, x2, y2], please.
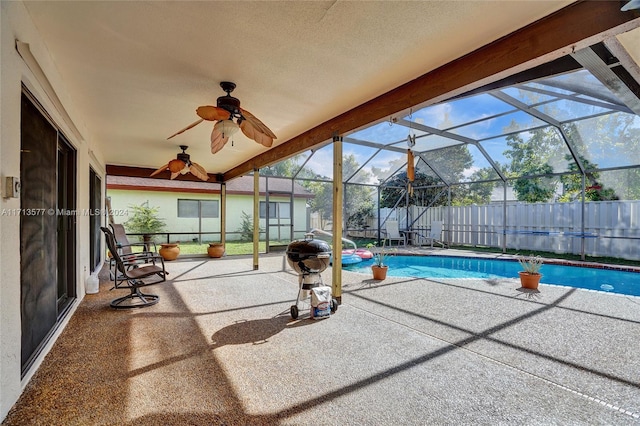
[218, 81, 241, 117]
[217, 95, 241, 116]
[177, 152, 190, 164]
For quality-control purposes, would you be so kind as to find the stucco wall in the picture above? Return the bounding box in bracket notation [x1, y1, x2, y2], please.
[108, 189, 308, 242]
[0, 2, 106, 420]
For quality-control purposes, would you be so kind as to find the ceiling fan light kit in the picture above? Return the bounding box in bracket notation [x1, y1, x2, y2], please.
[167, 81, 277, 155]
[214, 119, 240, 139]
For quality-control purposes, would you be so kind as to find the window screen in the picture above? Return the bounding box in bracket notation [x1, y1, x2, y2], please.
[260, 201, 290, 218]
[178, 199, 219, 218]
[201, 200, 219, 218]
[178, 199, 199, 218]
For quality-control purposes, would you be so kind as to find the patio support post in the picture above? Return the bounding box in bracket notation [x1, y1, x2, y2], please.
[377, 186, 381, 244]
[253, 169, 259, 270]
[289, 178, 294, 241]
[221, 183, 226, 246]
[265, 176, 270, 252]
[502, 182, 507, 254]
[581, 173, 586, 261]
[447, 186, 452, 246]
[332, 136, 343, 304]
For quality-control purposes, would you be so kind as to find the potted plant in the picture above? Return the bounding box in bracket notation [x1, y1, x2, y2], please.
[370, 239, 390, 280]
[124, 202, 166, 247]
[517, 254, 543, 289]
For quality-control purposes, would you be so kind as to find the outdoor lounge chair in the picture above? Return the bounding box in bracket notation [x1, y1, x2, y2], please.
[101, 226, 168, 309]
[383, 220, 406, 246]
[426, 220, 446, 248]
[108, 223, 158, 283]
[110, 223, 157, 255]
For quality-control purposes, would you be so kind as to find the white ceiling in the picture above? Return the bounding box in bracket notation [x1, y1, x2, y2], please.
[23, 0, 575, 176]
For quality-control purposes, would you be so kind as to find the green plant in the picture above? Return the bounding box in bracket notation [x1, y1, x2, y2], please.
[237, 211, 263, 242]
[369, 239, 391, 267]
[517, 254, 543, 274]
[124, 202, 166, 240]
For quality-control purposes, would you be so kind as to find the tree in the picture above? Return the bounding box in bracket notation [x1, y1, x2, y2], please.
[453, 167, 498, 206]
[343, 155, 375, 230]
[380, 171, 447, 208]
[261, 156, 302, 178]
[295, 153, 376, 231]
[124, 202, 166, 241]
[345, 184, 375, 230]
[558, 155, 619, 201]
[503, 127, 560, 202]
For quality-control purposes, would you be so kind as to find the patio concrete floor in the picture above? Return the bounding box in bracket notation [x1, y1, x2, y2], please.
[3, 250, 640, 425]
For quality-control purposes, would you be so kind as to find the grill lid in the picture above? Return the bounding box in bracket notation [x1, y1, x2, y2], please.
[286, 233, 331, 261]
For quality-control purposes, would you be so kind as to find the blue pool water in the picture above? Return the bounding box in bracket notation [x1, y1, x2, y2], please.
[344, 255, 640, 296]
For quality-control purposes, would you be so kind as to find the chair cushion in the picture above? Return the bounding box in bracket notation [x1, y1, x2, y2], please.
[127, 265, 164, 279]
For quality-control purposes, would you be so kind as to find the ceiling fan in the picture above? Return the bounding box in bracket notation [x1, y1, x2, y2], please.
[150, 145, 209, 181]
[167, 81, 277, 154]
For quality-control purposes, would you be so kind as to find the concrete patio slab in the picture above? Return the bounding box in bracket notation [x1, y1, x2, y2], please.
[3, 252, 639, 425]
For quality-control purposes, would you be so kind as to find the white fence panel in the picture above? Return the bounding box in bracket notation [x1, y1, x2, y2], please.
[344, 200, 639, 261]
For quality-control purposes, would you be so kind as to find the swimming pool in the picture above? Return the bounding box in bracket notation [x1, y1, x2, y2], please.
[343, 255, 640, 296]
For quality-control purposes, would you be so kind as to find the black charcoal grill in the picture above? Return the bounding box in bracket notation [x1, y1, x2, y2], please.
[286, 233, 337, 319]
[286, 234, 331, 275]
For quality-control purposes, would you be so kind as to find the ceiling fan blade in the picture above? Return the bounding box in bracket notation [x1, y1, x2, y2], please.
[210, 127, 230, 154]
[170, 171, 180, 180]
[240, 108, 276, 139]
[150, 163, 169, 177]
[189, 162, 209, 181]
[197, 106, 231, 121]
[240, 120, 273, 148]
[239, 119, 257, 140]
[167, 118, 204, 139]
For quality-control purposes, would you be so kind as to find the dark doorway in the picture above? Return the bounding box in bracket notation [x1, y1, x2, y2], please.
[89, 168, 102, 272]
[57, 136, 76, 314]
[20, 91, 77, 376]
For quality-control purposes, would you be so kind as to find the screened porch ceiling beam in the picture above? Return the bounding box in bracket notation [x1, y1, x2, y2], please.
[571, 46, 640, 115]
[537, 78, 630, 107]
[516, 84, 633, 114]
[394, 118, 477, 145]
[604, 37, 640, 92]
[342, 137, 407, 154]
[223, 1, 640, 182]
[491, 91, 563, 128]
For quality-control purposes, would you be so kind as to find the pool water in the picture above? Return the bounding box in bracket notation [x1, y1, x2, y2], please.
[344, 255, 640, 296]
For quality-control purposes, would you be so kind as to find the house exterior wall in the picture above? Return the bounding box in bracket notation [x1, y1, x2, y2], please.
[108, 188, 309, 242]
[1, 2, 105, 420]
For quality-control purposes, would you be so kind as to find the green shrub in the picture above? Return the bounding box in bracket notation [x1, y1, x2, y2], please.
[125, 202, 166, 240]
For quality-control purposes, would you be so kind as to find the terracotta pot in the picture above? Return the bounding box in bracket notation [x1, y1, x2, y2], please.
[159, 243, 180, 261]
[208, 243, 225, 258]
[519, 272, 541, 289]
[372, 265, 388, 280]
